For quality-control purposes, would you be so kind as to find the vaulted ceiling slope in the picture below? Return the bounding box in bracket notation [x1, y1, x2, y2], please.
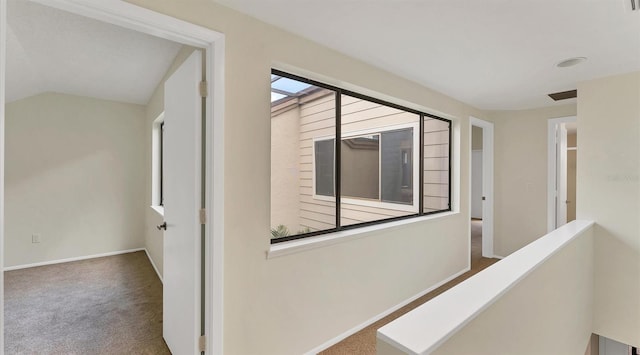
[215, 0, 640, 110]
[6, 0, 182, 105]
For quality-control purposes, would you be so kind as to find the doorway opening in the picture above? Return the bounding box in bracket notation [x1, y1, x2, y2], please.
[469, 117, 495, 263]
[471, 125, 484, 266]
[0, 1, 224, 353]
[547, 116, 577, 231]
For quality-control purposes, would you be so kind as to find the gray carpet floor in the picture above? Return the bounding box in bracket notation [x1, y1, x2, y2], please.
[4, 251, 171, 355]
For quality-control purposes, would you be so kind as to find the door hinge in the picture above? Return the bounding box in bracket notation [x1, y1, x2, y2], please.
[199, 81, 208, 98]
[198, 335, 206, 352]
[199, 209, 207, 224]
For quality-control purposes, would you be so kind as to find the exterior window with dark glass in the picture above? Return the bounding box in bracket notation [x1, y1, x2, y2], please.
[314, 139, 335, 197]
[270, 69, 451, 243]
[341, 134, 380, 200]
[381, 128, 413, 205]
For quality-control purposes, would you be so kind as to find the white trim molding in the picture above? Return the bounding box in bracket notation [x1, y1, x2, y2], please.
[4, 248, 163, 283]
[0, 2, 225, 354]
[3, 248, 146, 271]
[144, 248, 164, 283]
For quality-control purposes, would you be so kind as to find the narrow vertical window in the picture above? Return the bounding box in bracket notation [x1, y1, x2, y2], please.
[151, 112, 165, 214]
[160, 122, 165, 206]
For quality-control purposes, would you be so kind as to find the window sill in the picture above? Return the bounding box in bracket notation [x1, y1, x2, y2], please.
[150, 205, 164, 218]
[267, 211, 458, 259]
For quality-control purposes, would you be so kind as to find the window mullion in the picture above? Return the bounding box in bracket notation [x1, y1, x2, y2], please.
[419, 114, 424, 215]
[378, 133, 382, 202]
[335, 92, 342, 230]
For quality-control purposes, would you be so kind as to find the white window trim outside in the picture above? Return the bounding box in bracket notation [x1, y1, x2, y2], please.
[311, 122, 420, 213]
[151, 112, 165, 217]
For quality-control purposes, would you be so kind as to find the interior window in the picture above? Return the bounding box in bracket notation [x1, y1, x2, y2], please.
[270, 70, 451, 242]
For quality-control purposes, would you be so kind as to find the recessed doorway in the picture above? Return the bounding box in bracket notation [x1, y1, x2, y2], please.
[470, 117, 494, 262]
[547, 116, 577, 231]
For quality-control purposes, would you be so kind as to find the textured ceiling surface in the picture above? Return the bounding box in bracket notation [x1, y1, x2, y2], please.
[215, 0, 640, 110]
[6, 0, 182, 105]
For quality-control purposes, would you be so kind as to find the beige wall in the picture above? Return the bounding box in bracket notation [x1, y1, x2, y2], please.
[487, 104, 576, 257]
[577, 71, 640, 348]
[5, 93, 146, 267]
[144, 45, 196, 277]
[126, 1, 487, 353]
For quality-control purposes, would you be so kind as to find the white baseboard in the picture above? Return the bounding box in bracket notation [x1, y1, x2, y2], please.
[144, 248, 163, 283]
[4, 248, 145, 271]
[5, 247, 164, 284]
[492, 254, 505, 259]
[304, 267, 471, 355]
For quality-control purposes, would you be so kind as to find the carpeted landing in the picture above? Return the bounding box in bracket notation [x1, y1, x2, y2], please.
[320, 219, 498, 354]
[4, 251, 171, 354]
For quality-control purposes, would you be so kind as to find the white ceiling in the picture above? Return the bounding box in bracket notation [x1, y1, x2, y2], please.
[215, 0, 640, 110]
[6, 0, 182, 105]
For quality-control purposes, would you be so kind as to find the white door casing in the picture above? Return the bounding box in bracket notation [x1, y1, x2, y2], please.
[163, 50, 203, 354]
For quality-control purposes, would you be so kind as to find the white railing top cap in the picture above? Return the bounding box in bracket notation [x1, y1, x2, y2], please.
[377, 219, 595, 355]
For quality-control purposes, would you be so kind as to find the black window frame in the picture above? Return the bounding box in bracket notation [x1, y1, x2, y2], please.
[271, 69, 452, 244]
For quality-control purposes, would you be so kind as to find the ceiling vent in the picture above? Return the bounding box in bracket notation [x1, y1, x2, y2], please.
[548, 90, 577, 101]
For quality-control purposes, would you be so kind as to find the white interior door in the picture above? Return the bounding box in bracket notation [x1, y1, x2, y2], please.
[556, 124, 568, 227]
[162, 50, 203, 355]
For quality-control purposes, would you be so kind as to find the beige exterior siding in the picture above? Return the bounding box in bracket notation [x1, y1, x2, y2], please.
[423, 117, 450, 212]
[298, 92, 337, 231]
[270, 107, 302, 233]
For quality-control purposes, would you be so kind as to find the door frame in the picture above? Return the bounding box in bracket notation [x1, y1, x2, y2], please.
[547, 116, 576, 232]
[0, 1, 226, 353]
[469, 117, 495, 258]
